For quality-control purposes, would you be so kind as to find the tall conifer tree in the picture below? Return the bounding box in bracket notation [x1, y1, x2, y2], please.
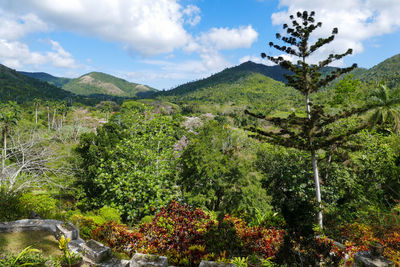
[246, 11, 358, 228]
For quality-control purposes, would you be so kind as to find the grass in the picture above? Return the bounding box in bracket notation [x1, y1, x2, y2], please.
[0, 231, 62, 257]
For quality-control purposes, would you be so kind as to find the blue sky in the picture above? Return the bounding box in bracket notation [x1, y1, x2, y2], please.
[1, 0, 399, 90]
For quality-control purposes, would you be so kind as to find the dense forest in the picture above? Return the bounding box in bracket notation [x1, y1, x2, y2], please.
[1, 11, 400, 267]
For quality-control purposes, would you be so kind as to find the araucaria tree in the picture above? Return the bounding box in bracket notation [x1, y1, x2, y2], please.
[246, 11, 360, 229]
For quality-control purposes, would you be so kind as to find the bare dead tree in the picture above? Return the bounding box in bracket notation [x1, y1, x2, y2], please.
[0, 130, 71, 195]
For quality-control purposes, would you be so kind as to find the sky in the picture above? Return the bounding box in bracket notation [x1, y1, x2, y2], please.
[0, 0, 399, 90]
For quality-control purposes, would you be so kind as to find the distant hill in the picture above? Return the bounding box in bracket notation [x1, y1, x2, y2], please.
[62, 72, 157, 98]
[0, 64, 74, 103]
[154, 64, 303, 115]
[154, 61, 342, 100]
[354, 53, 400, 89]
[18, 71, 71, 88]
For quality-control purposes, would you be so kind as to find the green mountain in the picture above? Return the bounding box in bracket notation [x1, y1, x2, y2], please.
[18, 71, 71, 88]
[62, 72, 157, 98]
[354, 53, 400, 89]
[154, 63, 302, 115]
[0, 64, 74, 103]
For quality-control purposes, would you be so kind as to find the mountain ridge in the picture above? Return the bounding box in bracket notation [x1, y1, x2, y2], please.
[19, 70, 157, 98]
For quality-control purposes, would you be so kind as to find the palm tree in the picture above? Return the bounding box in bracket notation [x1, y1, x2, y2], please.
[368, 84, 400, 133]
[0, 101, 21, 172]
[33, 98, 41, 125]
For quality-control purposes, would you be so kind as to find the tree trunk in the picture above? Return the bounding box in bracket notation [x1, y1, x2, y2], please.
[47, 107, 50, 130]
[312, 150, 323, 229]
[52, 108, 57, 129]
[35, 107, 38, 125]
[2, 129, 6, 173]
[306, 93, 323, 229]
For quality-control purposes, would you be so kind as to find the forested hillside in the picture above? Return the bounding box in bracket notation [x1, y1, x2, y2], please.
[18, 71, 71, 88]
[0, 64, 74, 102]
[354, 53, 400, 89]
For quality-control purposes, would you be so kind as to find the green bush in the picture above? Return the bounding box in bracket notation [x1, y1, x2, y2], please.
[69, 214, 97, 240]
[98, 206, 121, 223]
[0, 192, 24, 221]
[19, 193, 57, 219]
[66, 206, 122, 240]
[204, 220, 245, 258]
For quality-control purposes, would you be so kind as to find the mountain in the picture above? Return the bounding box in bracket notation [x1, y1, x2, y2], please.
[18, 71, 71, 88]
[154, 63, 303, 115]
[354, 53, 400, 89]
[0, 64, 74, 103]
[62, 72, 157, 98]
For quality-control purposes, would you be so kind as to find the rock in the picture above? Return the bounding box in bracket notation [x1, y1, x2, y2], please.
[80, 239, 112, 263]
[354, 251, 394, 267]
[56, 222, 79, 240]
[130, 253, 168, 267]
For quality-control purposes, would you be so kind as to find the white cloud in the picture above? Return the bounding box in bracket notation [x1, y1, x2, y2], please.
[183, 5, 201, 26]
[200, 26, 258, 50]
[0, 11, 47, 40]
[0, 0, 260, 87]
[183, 25, 258, 73]
[3, 0, 195, 56]
[271, 0, 400, 65]
[46, 40, 77, 68]
[0, 38, 77, 70]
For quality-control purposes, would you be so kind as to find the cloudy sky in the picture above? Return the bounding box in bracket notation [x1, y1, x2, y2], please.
[1, 0, 399, 89]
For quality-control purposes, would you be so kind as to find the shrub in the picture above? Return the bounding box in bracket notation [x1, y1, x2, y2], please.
[91, 202, 286, 266]
[19, 193, 57, 219]
[204, 220, 245, 258]
[92, 221, 143, 256]
[69, 214, 97, 240]
[66, 206, 123, 240]
[223, 215, 285, 259]
[274, 234, 346, 266]
[138, 201, 216, 266]
[340, 211, 400, 266]
[0, 192, 24, 221]
[98, 206, 122, 223]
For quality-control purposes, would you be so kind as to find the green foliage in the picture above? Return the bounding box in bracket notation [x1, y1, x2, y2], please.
[68, 213, 97, 240]
[97, 206, 122, 223]
[0, 191, 59, 221]
[330, 75, 361, 107]
[76, 101, 183, 222]
[179, 120, 270, 215]
[156, 71, 301, 117]
[66, 206, 122, 240]
[57, 235, 82, 266]
[0, 246, 46, 267]
[92, 202, 284, 266]
[0, 65, 73, 103]
[231, 256, 248, 267]
[256, 144, 316, 235]
[367, 84, 400, 132]
[274, 234, 345, 266]
[0, 191, 24, 221]
[19, 193, 57, 219]
[356, 53, 400, 89]
[204, 220, 245, 258]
